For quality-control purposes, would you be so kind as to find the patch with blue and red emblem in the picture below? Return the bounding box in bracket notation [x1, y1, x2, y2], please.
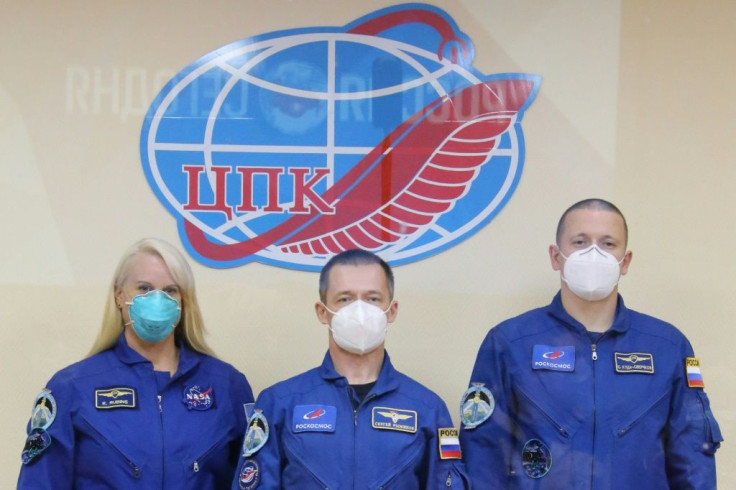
[238, 459, 259, 490]
[532, 345, 575, 372]
[292, 404, 336, 433]
[182, 384, 215, 410]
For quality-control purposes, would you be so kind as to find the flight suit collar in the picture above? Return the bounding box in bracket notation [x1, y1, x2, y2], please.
[113, 333, 200, 379]
[548, 291, 630, 335]
[319, 350, 400, 396]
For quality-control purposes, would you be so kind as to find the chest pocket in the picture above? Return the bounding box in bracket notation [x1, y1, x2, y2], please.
[513, 384, 583, 442]
[282, 442, 331, 489]
[79, 417, 142, 480]
[371, 441, 424, 489]
[613, 388, 670, 439]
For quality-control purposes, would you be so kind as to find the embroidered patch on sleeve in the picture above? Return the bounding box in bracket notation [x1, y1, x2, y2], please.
[243, 410, 269, 456]
[95, 387, 137, 409]
[438, 428, 462, 459]
[238, 459, 260, 490]
[31, 389, 57, 430]
[685, 357, 705, 388]
[460, 383, 494, 429]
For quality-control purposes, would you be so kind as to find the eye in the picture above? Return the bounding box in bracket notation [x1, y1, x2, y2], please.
[164, 286, 180, 296]
[137, 284, 152, 293]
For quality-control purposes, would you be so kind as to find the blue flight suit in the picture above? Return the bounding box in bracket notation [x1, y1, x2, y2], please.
[233, 352, 469, 489]
[460, 293, 723, 489]
[18, 334, 254, 489]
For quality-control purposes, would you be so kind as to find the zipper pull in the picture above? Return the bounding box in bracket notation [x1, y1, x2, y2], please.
[353, 409, 358, 426]
[445, 471, 452, 487]
[591, 344, 598, 361]
[157, 394, 163, 413]
[193, 460, 200, 472]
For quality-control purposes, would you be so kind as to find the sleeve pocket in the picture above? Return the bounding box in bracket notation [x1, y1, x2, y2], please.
[696, 391, 723, 455]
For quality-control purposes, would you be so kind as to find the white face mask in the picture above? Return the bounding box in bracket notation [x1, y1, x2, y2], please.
[559, 244, 625, 301]
[323, 300, 391, 355]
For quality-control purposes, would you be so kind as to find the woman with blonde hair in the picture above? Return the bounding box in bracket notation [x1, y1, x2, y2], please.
[18, 238, 254, 489]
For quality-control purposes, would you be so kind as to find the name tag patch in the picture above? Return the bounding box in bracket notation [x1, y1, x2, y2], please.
[371, 407, 417, 433]
[292, 405, 336, 432]
[95, 387, 137, 409]
[532, 345, 575, 372]
[614, 352, 654, 374]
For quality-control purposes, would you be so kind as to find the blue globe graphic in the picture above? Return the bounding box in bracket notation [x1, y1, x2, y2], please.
[141, 31, 526, 269]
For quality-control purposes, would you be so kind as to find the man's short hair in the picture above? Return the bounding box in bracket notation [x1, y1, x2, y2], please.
[556, 198, 628, 246]
[319, 249, 394, 303]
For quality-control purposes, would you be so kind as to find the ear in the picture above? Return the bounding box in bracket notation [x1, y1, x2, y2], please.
[549, 244, 564, 272]
[114, 287, 125, 309]
[620, 250, 633, 276]
[315, 301, 330, 325]
[386, 300, 399, 323]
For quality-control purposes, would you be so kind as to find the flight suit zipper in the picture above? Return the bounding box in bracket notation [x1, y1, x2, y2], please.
[589, 333, 606, 489]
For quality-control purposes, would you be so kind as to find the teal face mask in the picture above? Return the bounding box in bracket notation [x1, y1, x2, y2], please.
[126, 290, 181, 343]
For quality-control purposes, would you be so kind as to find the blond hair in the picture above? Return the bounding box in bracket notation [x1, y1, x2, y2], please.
[88, 238, 214, 357]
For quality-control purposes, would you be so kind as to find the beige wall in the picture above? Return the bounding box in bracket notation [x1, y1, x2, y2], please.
[1, 0, 733, 486]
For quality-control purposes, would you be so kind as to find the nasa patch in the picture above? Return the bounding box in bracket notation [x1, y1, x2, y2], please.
[183, 384, 215, 410]
[292, 404, 336, 433]
[140, 4, 540, 270]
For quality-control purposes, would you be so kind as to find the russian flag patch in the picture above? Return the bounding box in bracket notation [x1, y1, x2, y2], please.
[438, 428, 462, 459]
[686, 357, 705, 388]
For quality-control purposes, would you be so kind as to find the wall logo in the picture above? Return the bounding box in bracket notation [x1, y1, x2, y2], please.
[140, 3, 540, 270]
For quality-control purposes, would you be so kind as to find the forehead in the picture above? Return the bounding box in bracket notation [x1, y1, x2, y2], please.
[124, 252, 176, 284]
[326, 263, 388, 295]
[560, 208, 626, 240]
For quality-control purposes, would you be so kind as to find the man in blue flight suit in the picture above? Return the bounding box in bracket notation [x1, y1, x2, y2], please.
[460, 198, 723, 489]
[233, 249, 469, 489]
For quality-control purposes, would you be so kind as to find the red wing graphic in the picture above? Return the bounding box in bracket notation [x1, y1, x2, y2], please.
[185, 79, 535, 261]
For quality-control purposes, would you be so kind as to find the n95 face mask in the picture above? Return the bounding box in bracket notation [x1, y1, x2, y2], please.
[323, 300, 391, 355]
[126, 290, 181, 343]
[560, 245, 624, 301]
